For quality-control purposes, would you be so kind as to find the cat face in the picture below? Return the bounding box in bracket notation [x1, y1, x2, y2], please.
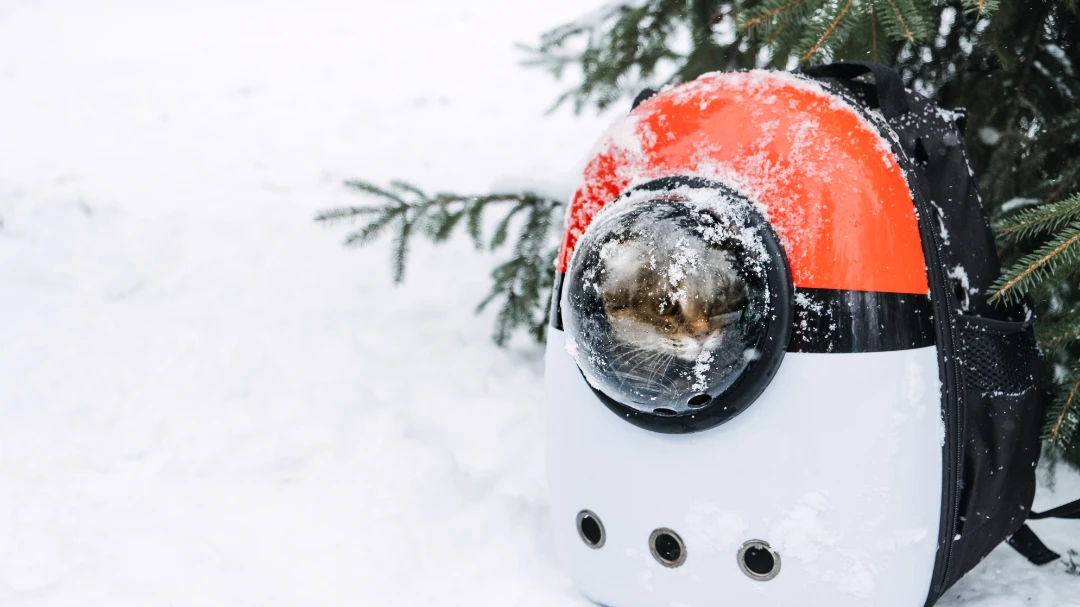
[598, 239, 748, 362]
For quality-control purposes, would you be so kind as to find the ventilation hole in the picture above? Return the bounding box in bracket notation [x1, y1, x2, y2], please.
[652, 407, 677, 416]
[738, 540, 781, 581]
[744, 547, 774, 574]
[649, 528, 686, 567]
[914, 137, 929, 165]
[687, 394, 711, 407]
[576, 510, 605, 549]
[954, 111, 968, 134]
[954, 280, 970, 311]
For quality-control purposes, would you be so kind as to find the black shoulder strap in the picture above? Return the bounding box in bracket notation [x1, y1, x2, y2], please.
[631, 88, 658, 110]
[1007, 524, 1061, 565]
[798, 61, 910, 120]
[1029, 497, 1080, 520]
[1007, 497, 1080, 565]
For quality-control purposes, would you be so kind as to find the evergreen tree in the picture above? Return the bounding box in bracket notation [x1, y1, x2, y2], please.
[318, 0, 1080, 461]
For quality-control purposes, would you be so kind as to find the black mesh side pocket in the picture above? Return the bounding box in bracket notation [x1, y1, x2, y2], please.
[958, 316, 1039, 394]
[948, 314, 1046, 582]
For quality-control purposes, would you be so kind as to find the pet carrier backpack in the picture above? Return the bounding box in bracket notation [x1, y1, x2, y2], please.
[544, 62, 1078, 606]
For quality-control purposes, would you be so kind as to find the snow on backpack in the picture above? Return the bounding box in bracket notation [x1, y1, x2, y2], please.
[543, 62, 1079, 606]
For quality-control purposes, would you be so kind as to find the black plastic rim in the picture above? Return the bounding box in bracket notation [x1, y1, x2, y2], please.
[576, 510, 605, 549]
[578, 176, 793, 434]
[737, 539, 781, 581]
[649, 528, 687, 568]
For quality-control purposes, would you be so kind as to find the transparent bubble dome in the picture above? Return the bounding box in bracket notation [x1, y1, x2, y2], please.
[563, 191, 777, 418]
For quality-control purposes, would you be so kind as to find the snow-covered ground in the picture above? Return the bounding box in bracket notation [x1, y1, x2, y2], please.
[0, 1, 1077, 605]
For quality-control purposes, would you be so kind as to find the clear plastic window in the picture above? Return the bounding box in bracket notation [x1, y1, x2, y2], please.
[563, 194, 773, 416]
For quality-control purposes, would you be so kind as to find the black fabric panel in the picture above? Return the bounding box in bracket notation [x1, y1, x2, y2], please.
[788, 288, 935, 353]
[891, 91, 1003, 316]
[950, 385, 1044, 578]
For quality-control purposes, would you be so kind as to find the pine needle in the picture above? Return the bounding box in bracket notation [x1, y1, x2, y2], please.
[490, 202, 527, 250]
[343, 208, 403, 247]
[742, 0, 809, 31]
[870, 0, 879, 61]
[765, 21, 788, 47]
[803, 0, 856, 62]
[962, 0, 1000, 15]
[884, 0, 914, 41]
[313, 206, 385, 223]
[343, 180, 406, 205]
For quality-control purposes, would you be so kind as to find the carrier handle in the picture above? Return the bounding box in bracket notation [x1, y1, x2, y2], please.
[799, 61, 910, 120]
[1007, 497, 1080, 565]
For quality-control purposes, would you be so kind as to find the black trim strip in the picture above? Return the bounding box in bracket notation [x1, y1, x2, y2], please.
[550, 278, 935, 354]
[789, 288, 935, 353]
[549, 271, 564, 331]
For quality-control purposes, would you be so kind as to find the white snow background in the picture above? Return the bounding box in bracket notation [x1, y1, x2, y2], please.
[0, 1, 1078, 605]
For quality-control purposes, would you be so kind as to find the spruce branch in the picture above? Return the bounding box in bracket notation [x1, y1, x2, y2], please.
[879, 0, 922, 42]
[1036, 303, 1080, 351]
[477, 200, 559, 345]
[519, 1, 687, 113]
[316, 180, 564, 345]
[884, 0, 912, 41]
[765, 21, 790, 47]
[742, 0, 811, 33]
[962, 0, 1000, 15]
[1047, 368, 1080, 451]
[990, 220, 1080, 305]
[802, 0, 857, 63]
[996, 194, 1080, 243]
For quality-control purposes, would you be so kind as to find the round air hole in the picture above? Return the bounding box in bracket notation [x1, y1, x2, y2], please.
[652, 407, 678, 416]
[953, 280, 970, 311]
[687, 393, 711, 408]
[576, 510, 605, 548]
[738, 540, 781, 581]
[649, 528, 686, 567]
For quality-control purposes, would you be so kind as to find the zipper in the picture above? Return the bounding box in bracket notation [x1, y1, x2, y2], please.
[896, 138, 964, 601]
